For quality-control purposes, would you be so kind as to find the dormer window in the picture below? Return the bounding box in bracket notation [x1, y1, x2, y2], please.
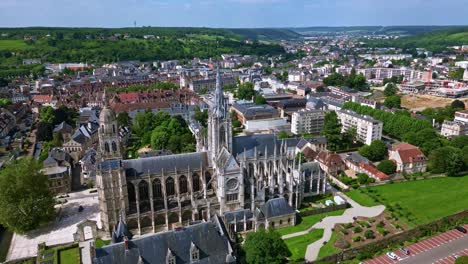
[166, 249, 176, 264]
[190, 242, 200, 263]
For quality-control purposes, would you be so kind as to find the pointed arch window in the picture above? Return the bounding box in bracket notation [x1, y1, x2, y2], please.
[166, 177, 175, 196]
[104, 142, 110, 153]
[112, 141, 117, 152]
[179, 175, 188, 194]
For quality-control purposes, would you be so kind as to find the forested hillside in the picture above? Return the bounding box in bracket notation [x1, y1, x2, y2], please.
[0, 27, 289, 65]
[363, 27, 468, 52]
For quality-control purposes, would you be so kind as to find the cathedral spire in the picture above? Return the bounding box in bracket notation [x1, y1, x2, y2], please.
[213, 67, 225, 118]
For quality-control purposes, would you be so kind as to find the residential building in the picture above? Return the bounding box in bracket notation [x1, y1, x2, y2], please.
[441, 121, 468, 138]
[316, 150, 345, 176]
[337, 110, 383, 145]
[388, 142, 427, 174]
[291, 109, 325, 135]
[41, 148, 73, 194]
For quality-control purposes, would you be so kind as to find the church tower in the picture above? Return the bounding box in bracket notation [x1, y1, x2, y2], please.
[96, 91, 128, 234]
[98, 91, 122, 161]
[208, 68, 233, 158]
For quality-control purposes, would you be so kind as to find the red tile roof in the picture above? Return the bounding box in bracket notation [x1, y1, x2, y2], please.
[392, 142, 426, 164]
[359, 162, 389, 181]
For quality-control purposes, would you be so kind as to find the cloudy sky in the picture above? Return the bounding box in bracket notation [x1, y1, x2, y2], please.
[0, 0, 467, 28]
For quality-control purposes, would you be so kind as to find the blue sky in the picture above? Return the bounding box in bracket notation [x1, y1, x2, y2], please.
[0, 0, 467, 28]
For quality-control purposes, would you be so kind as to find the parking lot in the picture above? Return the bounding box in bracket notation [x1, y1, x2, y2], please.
[433, 248, 468, 264]
[364, 224, 468, 264]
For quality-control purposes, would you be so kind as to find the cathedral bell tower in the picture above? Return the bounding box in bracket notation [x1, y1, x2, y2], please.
[96, 90, 127, 234]
[98, 91, 122, 161]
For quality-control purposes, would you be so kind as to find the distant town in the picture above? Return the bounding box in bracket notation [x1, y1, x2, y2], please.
[0, 26, 467, 264]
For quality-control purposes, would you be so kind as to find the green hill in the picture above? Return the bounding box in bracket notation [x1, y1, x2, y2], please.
[364, 27, 468, 52]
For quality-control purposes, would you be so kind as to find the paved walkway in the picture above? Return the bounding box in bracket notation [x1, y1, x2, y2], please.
[281, 191, 385, 262]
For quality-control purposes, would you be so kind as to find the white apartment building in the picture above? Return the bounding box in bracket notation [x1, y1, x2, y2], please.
[441, 121, 468, 138]
[291, 109, 326, 135]
[336, 110, 383, 145]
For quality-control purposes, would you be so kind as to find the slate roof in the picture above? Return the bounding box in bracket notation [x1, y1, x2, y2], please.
[259, 197, 295, 219]
[53, 121, 73, 133]
[122, 152, 209, 177]
[233, 134, 300, 159]
[94, 216, 234, 264]
[224, 209, 254, 224]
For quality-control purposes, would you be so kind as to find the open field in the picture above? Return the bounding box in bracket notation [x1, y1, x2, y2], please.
[284, 229, 324, 263]
[0, 40, 29, 50]
[401, 94, 468, 111]
[277, 209, 346, 236]
[346, 176, 468, 226]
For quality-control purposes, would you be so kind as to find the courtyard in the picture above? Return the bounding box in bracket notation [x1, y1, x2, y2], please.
[6, 190, 100, 261]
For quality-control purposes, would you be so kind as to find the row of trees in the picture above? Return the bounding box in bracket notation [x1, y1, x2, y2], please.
[343, 102, 468, 176]
[420, 100, 465, 124]
[235, 82, 267, 105]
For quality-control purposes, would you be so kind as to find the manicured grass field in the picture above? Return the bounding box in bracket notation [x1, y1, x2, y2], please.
[0, 40, 29, 50]
[347, 176, 468, 226]
[284, 229, 324, 262]
[277, 209, 345, 236]
[317, 231, 341, 259]
[59, 247, 80, 264]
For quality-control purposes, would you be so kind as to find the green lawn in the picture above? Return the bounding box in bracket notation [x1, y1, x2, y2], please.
[346, 190, 380, 207]
[0, 40, 29, 50]
[284, 229, 324, 262]
[317, 231, 342, 259]
[346, 176, 468, 226]
[59, 247, 80, 264]
[95, 238, 111, 248]
[277, 209, 346, 236]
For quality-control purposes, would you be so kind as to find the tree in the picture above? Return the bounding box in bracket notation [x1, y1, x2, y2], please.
[384, 83, 398, 96]
[0, 158, 55, 233]
[449, 68, 464, 80]
[37, 122, 53, 142]
[40, 106, 56, 124]
[321, 111, 342, 151]
[359, 140, 387, 162]
[451, 100, 465, 110]
[357, 173, 374, 185]
[428, 146, 464, 176]
[52, 132, 64, 147]
[194, 107, 208, 127]
[244, 229, 290, 264]
[455, 256, 468, 264]
[117, 112, 131, 128]
[278, 131, 289, 139]
[384, 95, 401, 109]
[236, 82, 255, 100]
[377, 160, 397, 175]
[254, 94, 267, 105]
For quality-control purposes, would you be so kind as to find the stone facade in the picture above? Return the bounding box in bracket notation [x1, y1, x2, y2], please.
[96, 70, 327, 236]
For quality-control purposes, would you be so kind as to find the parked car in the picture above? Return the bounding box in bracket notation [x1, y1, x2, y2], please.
[386, 252, 398, 260]
[399, 247, 410, 255]
[455, 226, 467, 233]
